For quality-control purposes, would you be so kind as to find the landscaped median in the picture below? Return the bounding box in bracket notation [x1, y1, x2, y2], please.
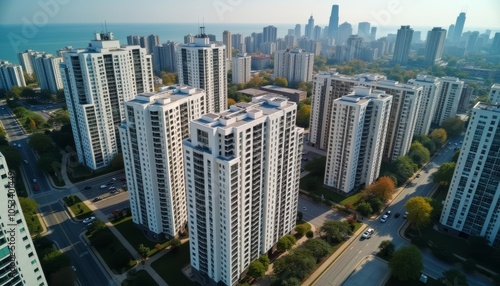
[63, 194, 93, 220]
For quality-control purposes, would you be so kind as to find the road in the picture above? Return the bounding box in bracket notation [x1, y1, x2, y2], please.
[313, 137, 493, 286]
[40, 202, 116, 286]
[0, 101, 123, 285]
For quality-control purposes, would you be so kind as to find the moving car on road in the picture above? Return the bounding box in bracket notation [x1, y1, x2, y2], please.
[82, 216, 96, 225]
[361, 228, 374, 239]
[380, 214, 388, 223]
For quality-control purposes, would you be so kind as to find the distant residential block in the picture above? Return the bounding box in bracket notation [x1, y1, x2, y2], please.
[0, 60, 26, 90]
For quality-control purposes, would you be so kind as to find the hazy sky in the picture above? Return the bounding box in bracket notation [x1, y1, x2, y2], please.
[1, 0, 499, 30]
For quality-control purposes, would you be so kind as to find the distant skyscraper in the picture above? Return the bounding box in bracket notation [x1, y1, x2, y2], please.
[127, 35, 140, 45]
[440, 102, 500, 247]
[152, 41, 179, 74]
[337, 22, 353, 45]
[244, 36, 254, 53]
[305, 15, 314, 39]
[458, 84, 474, 112]
[328, 5, 339, 38]
[284, 34, 297, 49]
[344, 35, 363, 61]
[231, 53, 251, 84]
[392, 25, 414, 65]
[294, 24, 301, 38]
[452, 12, 466, 43]
[408, 74, 441, 135]
[61, 32, 154, 170]
[120, 85, 205, 240]
[263, 25, 277, 43]
[432, 76, 464, 126]
[223, 30, 232, 69]
[357, 22, 371, 41]
[147, 34, 160, 54]
[488, 83, 500, 104]
[313, 25, 322, 41]
[274, 49, 314, 83]
[412, 31, 422, 43]
[288, 29, 294, 36]
[447, 25, 455, 41]
[177, 27, 227, 113]
[370, 27, 377, 42]
[491, 32, 500, 54]
[252, 32, 263, 51]
[31, 52, 63, 93]
[466, 31, 479, 52]
[231, 34, 244, 53]
[184, 95, 303, 286]
[324, 87, 392, 193]
[0, 153, 47, 286]
[0, 60, 26, 91]
[425, 27, 447, 65]
[184, 34, 194, 44]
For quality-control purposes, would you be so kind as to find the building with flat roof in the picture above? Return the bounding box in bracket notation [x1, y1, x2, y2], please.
[184, 95, 303, 286]
[274, 49, 314, 83]
[259, 85, 307, 103]
[0, 60, 26, 91]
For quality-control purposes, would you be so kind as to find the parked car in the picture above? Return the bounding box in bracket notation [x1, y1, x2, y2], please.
[361, 228, 374, 239]
[92, 197, 101, 202]
[416, 174, 421, 178]
[394, 212, 401, 218]
[385, 210, 391, 216]
[380, 214, 388, 223]
[100, 185, 106, 189]
[112, 177, 116, 181]
[112, 209, 121, 215]
[82, 216, 96, 224]
[33, 178, 37, 183]
[109, 186, 116, 190]
[404, 211, 409, 219]
[110, 190, 119, 195]
[33, 184, 39, 191]
[302, 207, 307, 210]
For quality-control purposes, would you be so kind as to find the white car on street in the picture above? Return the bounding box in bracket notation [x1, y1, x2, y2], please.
[82, 216, 96, 225]
[361, 228, 374, 239]
[380, 214, 388, 223]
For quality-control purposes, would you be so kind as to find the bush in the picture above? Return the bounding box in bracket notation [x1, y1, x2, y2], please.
[306, 231, 314, 238]
[356, 202, 373, 216]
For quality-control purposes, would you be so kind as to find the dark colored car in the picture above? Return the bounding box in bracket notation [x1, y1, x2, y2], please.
[33, 184, 39, 191]
[394, 212, 401, 218]
[92, 197, 101, 202]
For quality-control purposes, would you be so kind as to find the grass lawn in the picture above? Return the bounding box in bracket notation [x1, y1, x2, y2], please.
[113, 216, 169, 254]
[121, 270, 158, 286]
[88, 228, 136, 274]
[151, 242, 199, 286]
[385, 275, 441, 286]
[63, 195, 93, 220]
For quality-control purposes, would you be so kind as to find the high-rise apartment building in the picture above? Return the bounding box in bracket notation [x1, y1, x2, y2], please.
[244, 36, 254, 53]
[370, 27, 377, 42]
[489, 84, 500, 104]
[440, 102, 500, 247]
[425, 27, 447, 65]
[223, 30, 232, 68]
[231, 34, 245, 53]
[262, 25, 277, 43]
[231, 53, 251, 84]
[120, 85, 205, 240]
[0, 60, 26, 91]
[337, 22, 353, 45]
[408, 74, 441, 135]
[183, 95, 303, 286]
[432, 76, 464, 126]
[127, 35, 140, 45]
[357, 22, 371, 41]
[328, 5, 339, 38]
[313, 26, 322, 41]
[0, 153, 47, 286]
[324, 87, 392, 193]
[452, 12, 466, 43]
[343, 35, 363, 61]
[31, 52, 63, 93]
[294, 24, 301, 38]
[17, 50, 36, 76]
[147, 34, 160, 54]
[152, 41, 179, 74]
[309, 72, 422, 162]
[458, 84, 474, 113]
[392, 25, 414, 65]
[273, 49, 314, 83]
[177, 28, 227, 114]
[61, 32, 154, 170]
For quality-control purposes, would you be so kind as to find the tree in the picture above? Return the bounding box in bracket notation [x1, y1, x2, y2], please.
[302, 239, 331, 262]
[49, 267, 76, 286]
[273, 248, 316, 281]
[441, 117, 464, 137]
[320, 220, 352, 245]
[227, 98, 236, 107]
[462, 259, 476, 273]
[19, 197, 39, 214]
[367, 197, 384, 213]
[296, 104, 311, 128]
[0, 145, 22, 167]
[138, 244, 150, 258]
[247, 260, 266, 279]
[408, 142, 430, 167]
[91, 230, 114, 249]
[109, 248, 132, 271]
[21, 87, 36, 99]
[429, 128, 447, 147]
[306, 230, 314, 238]
[29, 133, 54, 154]
[393, 156, 417, 185]
[295, 223, 311, 237]
[433, 162, 456, 186]
[277, 234, 296, 252]
[467, 236, 490, 260]
[273, 77, 288, 87]
[389, 245, 423, 282]
[258, 255, 270, 269]
[451, 150, 460, 162]
[37, 154, 58, 172]
[378, 240, 395, 258]
[356, 202, 373, 216]
[296, 211, 303, 221]
[41, 249, 71, 276]
[405, 197, 433, 233]
[440, 268, 468, 286]
[170, 238, 181, 249]
[363, 176, 395, 202]
[110, 153, 124, 169]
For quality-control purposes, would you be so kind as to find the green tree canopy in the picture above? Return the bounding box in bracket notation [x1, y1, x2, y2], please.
[273, 248, 316, 281]
[138, 244, 150, 258]
[429, 128, 448, 147]
[277, 234, 296, 252]
[405, 196, 433, 232]
[389, 245, 423, 282]
[273, 77, 288, 87]
[408, 141, 430, 167]
[0, 145, 22, 167]
[393, 156, 417, 185]
[320, 220, 352, 245]
[433, 162, 456, 186]
[440, 268, 468, 286]
[356, 202, 373, 216]
[378, 240, 395, 257]
[29, 133, 54, 154]
[302, 239, 331, 262]
[19, 197, 39, 214]
[247, 260, 266, 279]
[441, 117, 465, 137]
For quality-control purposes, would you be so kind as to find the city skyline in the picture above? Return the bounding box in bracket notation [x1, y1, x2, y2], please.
[0, 0, 499, 31]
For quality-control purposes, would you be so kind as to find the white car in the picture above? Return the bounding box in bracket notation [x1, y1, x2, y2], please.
[404, 211, 409, 219]
[380, 214, 388, 223]
[33, 178, 37, 183]
[100, 185, 107, 189]
[362, 228, 374, 239]
[82, 216, 96, 225]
